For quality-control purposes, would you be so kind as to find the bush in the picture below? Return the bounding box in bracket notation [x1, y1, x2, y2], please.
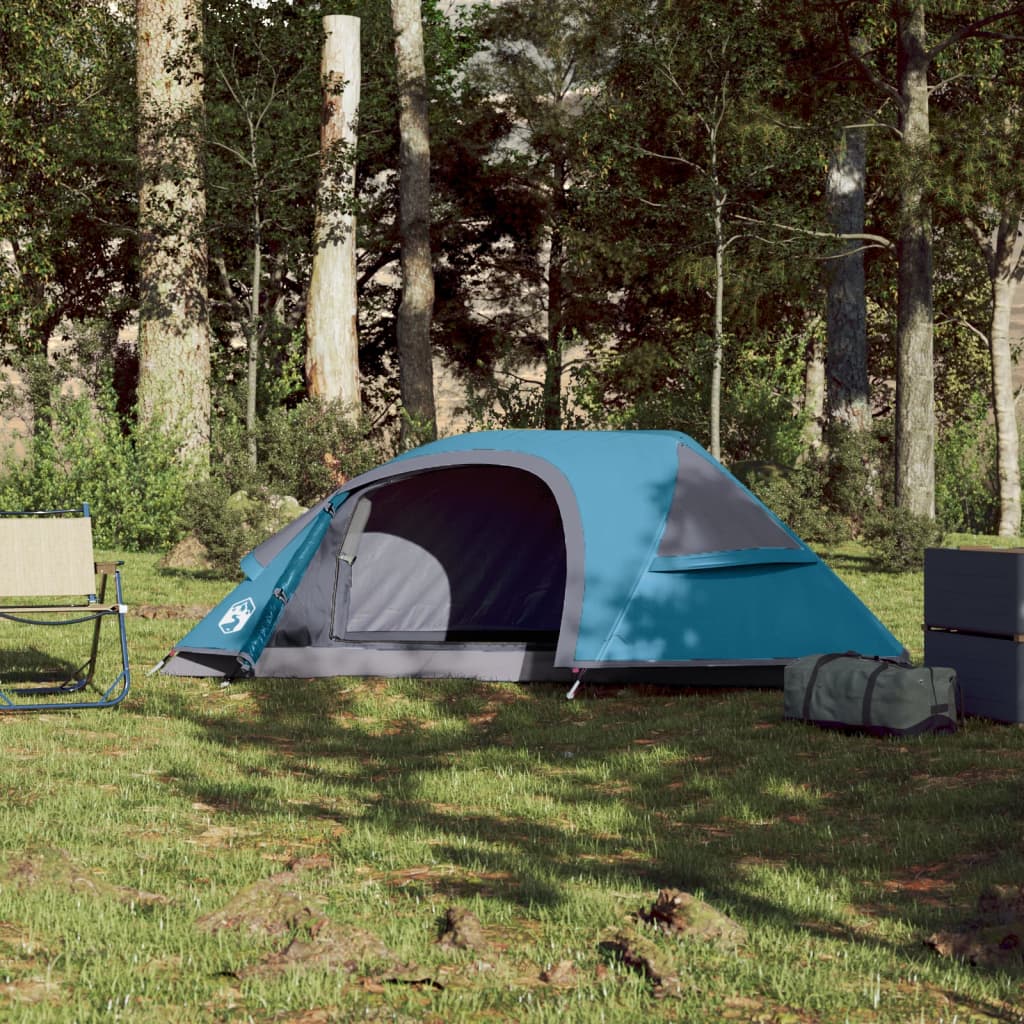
[0, 389, 189, 550]
[935, 400, 997, 534]
[188, 400, 389, 574]
[821, 425, 888, 535]
[186, 480, 285, 576]
[743, 463, 847, 545]
[863, 506, 943, 572]
[256, 401, 386, 506]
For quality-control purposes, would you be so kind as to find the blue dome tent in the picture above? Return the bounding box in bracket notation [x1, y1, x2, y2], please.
[160, 430, 905, 682]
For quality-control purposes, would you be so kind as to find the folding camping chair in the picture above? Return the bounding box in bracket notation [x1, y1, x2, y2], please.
[0, 505, 130, 711]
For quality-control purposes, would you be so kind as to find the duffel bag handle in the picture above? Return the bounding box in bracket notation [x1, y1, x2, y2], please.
[802, 653, 849, 720]
[860, 662, 888, 728]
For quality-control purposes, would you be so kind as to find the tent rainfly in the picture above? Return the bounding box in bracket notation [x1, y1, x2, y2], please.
[161, 430, 906, 682]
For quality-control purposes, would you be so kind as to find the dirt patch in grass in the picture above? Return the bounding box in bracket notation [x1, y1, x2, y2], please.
[196, 864, 331, 938]
[926, 883, 1024, 972]
[367, 863, 523, 901]
[134, 603, 213, 620]
[238, 919, 421, 982]
[911, 764, 1024, 790]
[2, 847, 167, 906]
[0, 976, 62, 1005]
[437, 906, 489, 952]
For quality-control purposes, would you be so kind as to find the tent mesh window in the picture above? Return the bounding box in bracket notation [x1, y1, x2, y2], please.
[657, 444, 800, 557]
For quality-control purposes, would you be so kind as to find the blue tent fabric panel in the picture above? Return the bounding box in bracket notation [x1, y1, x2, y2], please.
[596, 562, 905, 664]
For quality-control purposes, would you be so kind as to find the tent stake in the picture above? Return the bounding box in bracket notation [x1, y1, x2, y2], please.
[566, 671, 584, 700]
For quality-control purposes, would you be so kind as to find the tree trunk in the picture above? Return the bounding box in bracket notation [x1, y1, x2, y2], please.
[802, 321, 826, 455]
[136, 0, 211, 469]
[306, 15, 362, 417]
[247, 203, 262, 468]
[542, 221, 564, 430]
[894, 1, 935, 518]
[985, 213, 1024, 536]
[543, 159, 568, 430]
[391, 0, 437, 447]
[825, 125, 871, 433]
[710, 189, 725, 461]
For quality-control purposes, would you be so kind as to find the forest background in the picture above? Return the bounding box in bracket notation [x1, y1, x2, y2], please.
[2, 0, 1023, 567]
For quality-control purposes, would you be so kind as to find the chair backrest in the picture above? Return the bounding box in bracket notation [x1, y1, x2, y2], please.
[0, 514, 97, 598]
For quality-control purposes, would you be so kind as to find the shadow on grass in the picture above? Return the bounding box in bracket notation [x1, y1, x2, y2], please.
[141, 672, 1024, 982]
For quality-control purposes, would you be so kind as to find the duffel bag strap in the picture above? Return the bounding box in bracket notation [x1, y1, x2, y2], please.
[802, 653, 848, 720]
[860, 662, 888, 728]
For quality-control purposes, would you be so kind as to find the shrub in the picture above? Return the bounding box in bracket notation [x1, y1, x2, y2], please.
[935, 400, 997, 534]
[0, 389, 189, 550]
[256, 401, 386, 505]
[821, 425, 887, 535]
[744, 463, 847, 545]
[863, 506, 943, 572]
[187, 480, 280, 576]
[189, 400, 389, 574]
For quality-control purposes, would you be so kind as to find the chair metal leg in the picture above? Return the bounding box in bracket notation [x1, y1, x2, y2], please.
[0, 569, 131, 712]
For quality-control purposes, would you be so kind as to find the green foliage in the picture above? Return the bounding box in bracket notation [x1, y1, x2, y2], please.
[820, 426, 890, 534]
[935, 397, 997, 534]
[210, 399, 385, 506]
[0, 390, 189, 551]
[719, 334, 810, 465]
[745, 424, 894, 546]
[570, 335, 711, 436]
[0, 1, 135, 380]
[189, 400, 388, 572]
[186, 479, 280, 575]
[744, 466, 847, 546]
[863, 506, 944, 573]
[256, 401, 386, 506]
[570, 326, 808, 468]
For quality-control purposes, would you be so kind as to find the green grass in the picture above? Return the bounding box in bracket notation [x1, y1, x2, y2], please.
[0, 543, 1023, 1021]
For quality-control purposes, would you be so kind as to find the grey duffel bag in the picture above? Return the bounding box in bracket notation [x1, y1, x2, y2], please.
[784, 654, 959, 736]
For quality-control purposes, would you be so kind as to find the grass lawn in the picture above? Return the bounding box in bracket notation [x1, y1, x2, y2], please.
[0, 541, 1023, 1022]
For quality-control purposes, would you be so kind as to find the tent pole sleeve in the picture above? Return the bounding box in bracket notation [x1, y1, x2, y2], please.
[235, 507, 338, 668]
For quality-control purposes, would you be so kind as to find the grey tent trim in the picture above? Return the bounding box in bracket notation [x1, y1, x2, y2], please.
[253, 644, 793, 681]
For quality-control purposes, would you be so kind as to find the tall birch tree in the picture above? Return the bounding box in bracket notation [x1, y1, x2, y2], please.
[307, 14, 362, 418]
[136, 0, 211, 467]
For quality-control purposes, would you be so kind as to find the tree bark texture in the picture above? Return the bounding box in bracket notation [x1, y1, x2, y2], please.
[802, 322, 826, 455]
[894, 1, 935, 518]
[391, 0, 437, 446]
[136, 0, 211, 467]
[306, 15, 362, 416]
[710, 190, 725, 461]
[543, 159, 568, 430]
[825, 125, 871, 433]
[984, 215, 1024, 536]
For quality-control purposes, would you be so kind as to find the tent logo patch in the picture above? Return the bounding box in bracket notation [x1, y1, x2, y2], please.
[219, 597, 256, 635]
